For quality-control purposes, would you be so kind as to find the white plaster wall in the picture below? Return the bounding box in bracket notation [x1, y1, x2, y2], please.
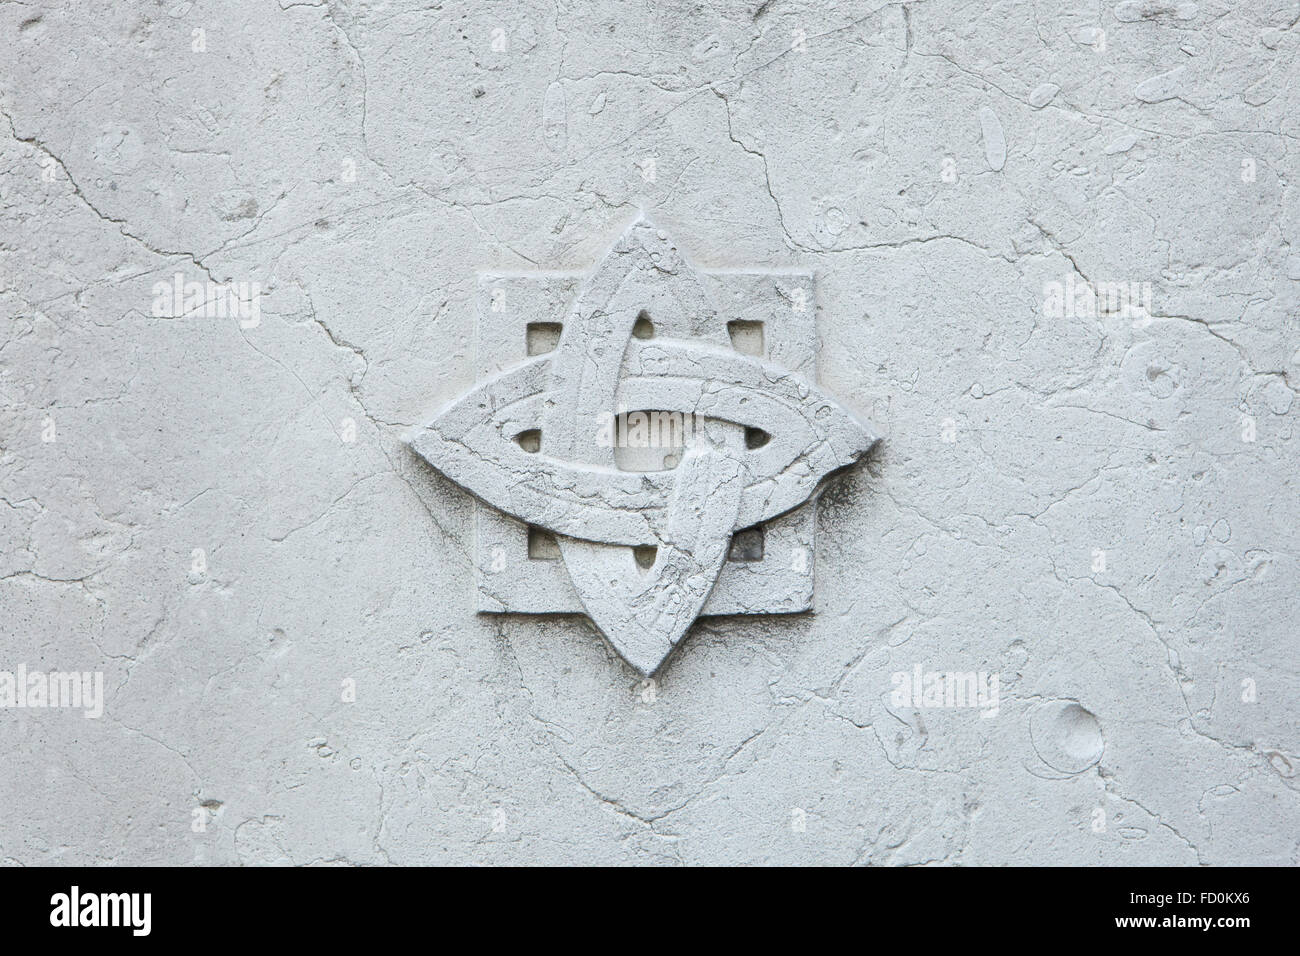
[0, 0, 1296, 865]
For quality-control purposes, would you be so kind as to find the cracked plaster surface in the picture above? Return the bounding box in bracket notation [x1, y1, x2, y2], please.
[0, 0, 1297, 865]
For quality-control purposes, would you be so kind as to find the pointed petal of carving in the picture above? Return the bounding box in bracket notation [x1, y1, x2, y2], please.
[542, 217, 715, 465]
[561, 449, 743, 675]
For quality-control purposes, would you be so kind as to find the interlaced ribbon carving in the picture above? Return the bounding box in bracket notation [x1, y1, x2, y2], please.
[409, 219, 877, 673]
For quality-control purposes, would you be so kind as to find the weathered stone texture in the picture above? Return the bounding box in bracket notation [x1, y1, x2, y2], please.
[0, 0, 1296, 865]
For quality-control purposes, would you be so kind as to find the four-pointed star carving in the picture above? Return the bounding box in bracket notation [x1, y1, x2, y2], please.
[408, 218, 877, 674]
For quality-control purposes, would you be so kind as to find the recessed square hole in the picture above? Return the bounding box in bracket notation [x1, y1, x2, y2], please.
[514, 429, 541, 453]
[614, 443, 684, 473]
[526, 322, 563, 356]
[527, 525, 561, 560]
[632, 310, 655, 339]
[728, 525, 765, 562]
[611, 409, 685, 473]
[727, 319, 764, 357]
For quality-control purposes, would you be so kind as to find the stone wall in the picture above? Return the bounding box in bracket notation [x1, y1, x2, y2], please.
[1, 0, 1296, 865]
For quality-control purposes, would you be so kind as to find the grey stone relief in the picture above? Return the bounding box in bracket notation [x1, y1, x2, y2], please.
[1, 0, 1296, 866]
[409, 219, 878, 673]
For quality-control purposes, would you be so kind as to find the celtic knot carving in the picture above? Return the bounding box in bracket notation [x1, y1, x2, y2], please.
[408, 218, 877, 674]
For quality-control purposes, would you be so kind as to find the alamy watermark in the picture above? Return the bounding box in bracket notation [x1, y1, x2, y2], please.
[593, 406, 703, 449]
[151, 272, 261, 328]
[0, 664, 104, 718]
[1043, 275, 1152, 326]
[50, 886, 150, 936]
[890, 664, 1000, 718]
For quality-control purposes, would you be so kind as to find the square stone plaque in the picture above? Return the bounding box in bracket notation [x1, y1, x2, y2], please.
[472, 268, 819, 617]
